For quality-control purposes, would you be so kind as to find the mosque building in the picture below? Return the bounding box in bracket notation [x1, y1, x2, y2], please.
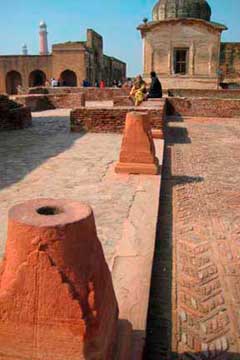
[0, 22, 126, 94]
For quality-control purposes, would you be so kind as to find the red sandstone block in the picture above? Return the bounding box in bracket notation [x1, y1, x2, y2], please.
[115, 111, 159, 175]
[0, 199, 118, 360]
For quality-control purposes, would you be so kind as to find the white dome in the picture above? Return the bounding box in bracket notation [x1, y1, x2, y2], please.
[39, 20, 47, 28]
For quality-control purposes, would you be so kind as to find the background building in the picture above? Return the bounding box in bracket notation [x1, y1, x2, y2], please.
[0, 24, 126, 95]
[138, 0, 240, 89]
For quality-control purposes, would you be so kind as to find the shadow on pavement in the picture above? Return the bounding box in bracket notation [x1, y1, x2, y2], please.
[0, 113, 85, 191]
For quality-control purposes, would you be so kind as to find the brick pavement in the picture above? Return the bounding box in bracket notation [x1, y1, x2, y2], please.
[146, 116, 240, 359]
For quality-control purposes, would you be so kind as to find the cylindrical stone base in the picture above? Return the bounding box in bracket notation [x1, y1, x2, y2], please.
[0, 199, 118, 360]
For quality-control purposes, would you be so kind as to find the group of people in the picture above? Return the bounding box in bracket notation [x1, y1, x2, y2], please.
[82, 79, 123, 88]
[49, 78, 66, 87]
[129, 71, 162, 106]
[23, 73, 162, 100]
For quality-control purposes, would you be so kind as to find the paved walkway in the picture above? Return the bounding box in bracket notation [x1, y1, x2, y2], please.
[146, 116, 240, 359]
[0, 109, 163, 359]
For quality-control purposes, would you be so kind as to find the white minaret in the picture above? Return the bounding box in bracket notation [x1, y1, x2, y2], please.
[39, 20, 49, 55]
[22, 44, 28, 55]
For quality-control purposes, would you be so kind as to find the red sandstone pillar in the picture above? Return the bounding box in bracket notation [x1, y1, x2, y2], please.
[0, 199, 118, 360]
[115, 111, 159, 175]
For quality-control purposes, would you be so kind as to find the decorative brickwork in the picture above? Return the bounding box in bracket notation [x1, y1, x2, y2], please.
[0, 198, 118, 360]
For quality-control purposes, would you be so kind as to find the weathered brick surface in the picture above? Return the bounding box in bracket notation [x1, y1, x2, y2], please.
[167, 97, 240, 117]
[146, 115, 240, 359]
[29, 87, 129, 101]
[0, 95, 32, 130]
[70, 106, 164, 133]
[13, 93, 86, 111]
[168, 89, 240, 99]
[113, 96, 133, 106]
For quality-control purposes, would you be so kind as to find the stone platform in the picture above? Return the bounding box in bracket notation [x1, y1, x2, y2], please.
[0, 109, 164, 359]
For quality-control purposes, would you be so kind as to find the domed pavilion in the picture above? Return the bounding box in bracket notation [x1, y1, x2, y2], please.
[138, 0, 227, 89]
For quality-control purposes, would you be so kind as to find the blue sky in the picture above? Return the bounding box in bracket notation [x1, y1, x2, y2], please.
[0, 0, 239, 75]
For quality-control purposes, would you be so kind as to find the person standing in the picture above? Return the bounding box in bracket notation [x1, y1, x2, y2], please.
[148, 71, 162, 98]
[100, 80, 105, 89]
[51, 78, 58, 88]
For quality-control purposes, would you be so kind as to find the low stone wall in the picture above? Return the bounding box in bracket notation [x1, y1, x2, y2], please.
[28, 87, 129, 101]
[168, 88, 240, 99]
[0, 95, 32, 131]
[167, 97, 240, 118]
[70, 106, 164, 133]
[13, 93, 85, 112]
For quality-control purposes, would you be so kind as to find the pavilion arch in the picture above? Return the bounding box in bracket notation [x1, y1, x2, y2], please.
[6, 71, 22, 95]
[60, 70, 77, 87]
[29, 70, 46, 87]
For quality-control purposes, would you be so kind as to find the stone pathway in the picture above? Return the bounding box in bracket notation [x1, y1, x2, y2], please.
[0, 109, 135, 265]
[0, 109, 163, 359]
[146, 116, 240, 359]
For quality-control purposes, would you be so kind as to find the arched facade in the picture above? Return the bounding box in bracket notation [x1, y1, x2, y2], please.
[6, 71, 22, 95]
[29, 70, 46, 87]
[60, 70, 77, 87]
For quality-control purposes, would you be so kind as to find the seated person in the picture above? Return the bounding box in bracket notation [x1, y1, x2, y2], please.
[148, 71, 162, 98]
[129, 75, 147, 106]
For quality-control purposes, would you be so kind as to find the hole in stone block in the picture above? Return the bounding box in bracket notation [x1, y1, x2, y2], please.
[37, 206, 63, 216]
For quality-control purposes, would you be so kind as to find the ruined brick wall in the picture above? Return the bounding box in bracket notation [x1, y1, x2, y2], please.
[83, 87, 129, 101]
[0, 95, 32, 130]
[70, 107, 164, 133]
[113, 96, 133, 106]
[167, 97, 240, 117]
[0, 30, 126, 95]
[52, 42, 86, 86]
[13, 93, 85, 112]
[220, 43, 240, 83]
[168, 89, 240, 99]
[103, 56, 127, 87]
[29, 87, 129, 100]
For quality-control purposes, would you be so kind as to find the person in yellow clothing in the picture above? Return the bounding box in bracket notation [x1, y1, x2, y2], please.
[129, 75, 147, 106]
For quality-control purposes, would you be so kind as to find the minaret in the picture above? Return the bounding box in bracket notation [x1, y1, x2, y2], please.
[39, 21, 49, 55]
[22, 44, 28, 55]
